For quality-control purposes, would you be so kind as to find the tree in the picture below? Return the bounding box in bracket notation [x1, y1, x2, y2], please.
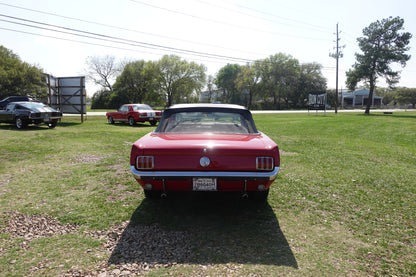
[235, 62, 262, 109]
[85, 55, 119, 92]
[296, 63, 327, 108]
[395, 88, 416, 108]
[215, 64, 242, 104]
[0, 45, 46, 100]
[381, 91, 395, 106]
[91, 89, 112, 109]
[260, 53, 299, 109]
[346, 17, 412, 114]
[206, 75, 217, 103]
[156, 55, 206, 107]
[113, 60, 157, 104]
[375, 87, 395, 105]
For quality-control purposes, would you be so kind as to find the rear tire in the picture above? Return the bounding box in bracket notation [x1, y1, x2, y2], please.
[150, 120, 157, 126]
[144, 190, 161, 199]
[250, 189, 269, 202]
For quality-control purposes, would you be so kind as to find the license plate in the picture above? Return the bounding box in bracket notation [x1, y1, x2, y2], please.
[149, 117, 153, 121]
[192, 178, 217, 191]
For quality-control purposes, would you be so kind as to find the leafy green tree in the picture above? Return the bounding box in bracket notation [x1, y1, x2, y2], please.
[108, 91, 129, 109]
[395, 88, 416, 108]
[296, 62, 327, 108]
[346, 17, 412, 114]
[261, 53, 299, 109]
[381, 91, 395, 105]
[156, 55, 206, 107]
[215, 64, 242, 104]
[113, 60, 157, 104]
[235, 62, 262, 109]
[374, 87, 395, 105]
[206, 75, 216, 103]
[90, 89, 112, 109]
[0, 45, 46, 100]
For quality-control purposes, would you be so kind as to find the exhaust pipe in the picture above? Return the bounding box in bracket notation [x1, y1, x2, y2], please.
[241, 179, 248, 199]
[161, 179, 167, 199]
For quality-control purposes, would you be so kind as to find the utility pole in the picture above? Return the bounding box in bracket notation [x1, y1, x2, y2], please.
[330, 23, 344, 114]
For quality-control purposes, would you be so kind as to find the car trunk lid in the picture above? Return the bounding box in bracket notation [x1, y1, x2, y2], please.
[133, 133, 279, 171]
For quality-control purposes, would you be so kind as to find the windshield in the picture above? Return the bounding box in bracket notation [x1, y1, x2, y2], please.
[19, 102, 47, 109]
[157, 111, 256, 134]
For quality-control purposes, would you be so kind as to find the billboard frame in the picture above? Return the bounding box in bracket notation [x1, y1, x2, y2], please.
[46, 74, 86, 122]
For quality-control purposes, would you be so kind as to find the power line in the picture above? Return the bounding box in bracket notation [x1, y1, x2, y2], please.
[0, 26, 251, 69]
[196, 0, 333, 33]
[0, 14, 256, 64]
[0, 1, 340, 75]
[0, 2, 265, 58]
[0, 0, 336, 67]
[128, 0, 332, 41]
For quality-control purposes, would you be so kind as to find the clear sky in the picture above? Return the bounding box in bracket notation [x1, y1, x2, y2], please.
[1, 0, 415, 96]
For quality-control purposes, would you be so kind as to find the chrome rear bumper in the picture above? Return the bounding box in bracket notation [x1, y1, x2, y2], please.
[130, 166, 279, 181]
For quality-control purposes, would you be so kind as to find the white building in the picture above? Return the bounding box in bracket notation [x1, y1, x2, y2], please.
[341, 89, 382, 108]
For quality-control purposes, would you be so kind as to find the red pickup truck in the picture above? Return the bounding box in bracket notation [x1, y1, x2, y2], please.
[106, 104, 162, 126]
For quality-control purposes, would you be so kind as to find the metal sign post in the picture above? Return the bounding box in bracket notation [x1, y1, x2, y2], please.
[308, 91, 327, 116]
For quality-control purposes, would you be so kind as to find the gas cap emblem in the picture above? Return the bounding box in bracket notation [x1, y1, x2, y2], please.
[200, 156, 210, 167]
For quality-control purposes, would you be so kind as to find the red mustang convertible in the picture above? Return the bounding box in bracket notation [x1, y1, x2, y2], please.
[130, 104, 280, 201]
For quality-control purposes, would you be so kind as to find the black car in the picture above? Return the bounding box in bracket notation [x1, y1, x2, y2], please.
[0, 102, 62, 129]
[0, 96, 34, 110]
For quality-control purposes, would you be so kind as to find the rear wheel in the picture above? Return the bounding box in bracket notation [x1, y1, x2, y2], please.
[150, 120, 157, 126]
[250, 189, 269, 202]
[144, 190, 161, 199]
[128, 117, 136, 126]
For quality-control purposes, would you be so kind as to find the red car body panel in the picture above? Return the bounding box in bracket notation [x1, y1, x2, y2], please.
[130, 133, 279, 171]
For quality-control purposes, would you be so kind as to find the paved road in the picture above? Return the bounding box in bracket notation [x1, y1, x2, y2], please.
[63, 108, 410, 117]
[80, 109, 408, 116]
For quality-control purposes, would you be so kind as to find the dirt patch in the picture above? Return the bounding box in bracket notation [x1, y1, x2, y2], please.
[106, 187, 138, 203]
[280, 150, 298, 156]
[106, 163, 129, 176]
[2, 211, 266, 276]
[0, 174, 12, 196]
[72, 154, 106, 164]
[1, 211, 79, 244]
[86, 221, 192, 276]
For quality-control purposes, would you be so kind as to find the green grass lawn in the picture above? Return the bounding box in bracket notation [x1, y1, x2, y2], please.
[0, 112, 415, 276]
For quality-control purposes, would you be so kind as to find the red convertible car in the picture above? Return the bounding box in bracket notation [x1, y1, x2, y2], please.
[106, 104, 162, 126]
[130, 104, 280, 201]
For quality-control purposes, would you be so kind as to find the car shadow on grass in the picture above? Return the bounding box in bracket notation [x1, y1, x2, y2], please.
[0, 124, 54, 131]
[106, 122, 157, 128]
[108, 192, 298, 269]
